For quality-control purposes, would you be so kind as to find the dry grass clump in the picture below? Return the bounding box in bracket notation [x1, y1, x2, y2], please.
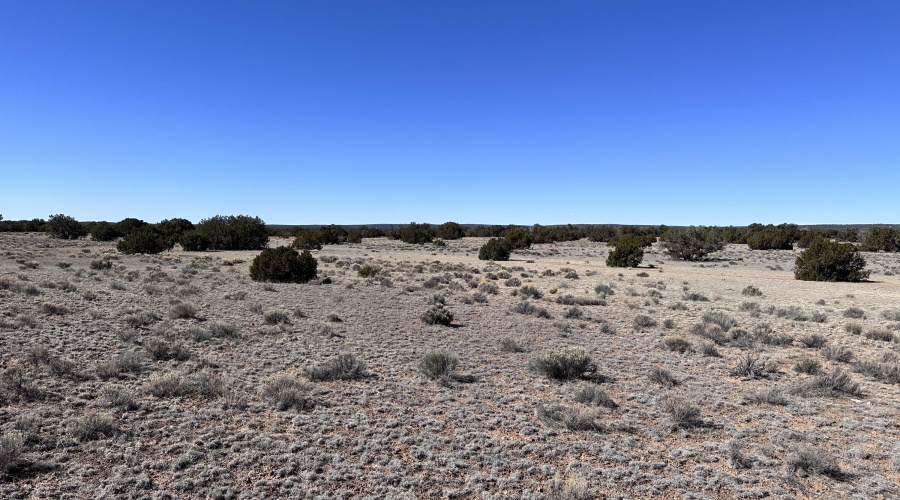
[594, 284, 614, 296]
[754, 324, 794, 346]
[123, 308, 160, 327]
[683, 291, 709, 302]
[419, 351, 458, 382]
[208, 321, 239, 338]
[691, 322, 728, 345]
[0, 431, 25, 475]
[102, 387, 140, 411]
[222, 290, 247, 300]
[730, 354, 768, 379]
[793, 370, 862, 398]
[500, 338, 526, 353]
[1, 363, 40, 401]
[663, 398, 704, 429]
[169, 302, 197, 319]
[514, 284, 542, 299]
[702, 312, 738, 333]
[563, 306, 583, 319]
[70, 412, 118, 441]
[810, 311, 827, 323]
[143, 370, 224, 399]
[798, 333, 827, 349]
[145, 372, 189, 398]
[844, 321, 863, 335]
[513, 301, 552, 319]
[775, 306, 809, 321]
[649, 367, 678, 387]
[742, 284, 763, 296]
[864, 328, 895, 342]
[822, 345, 854, 363]
[663, 336, 692, 353]
[786, 446, 844, 479]
[745, 388, 788, 406]
[843, 307, 866, 319]
[574, 384, 618, 409]
[882, 310, 900, 321]
[536, 404, 603, 432]
[144, 337, 190, 361]
[304, 354, 369, 381]
[555, 294, 605, 306]
[421, 304, 454, 325]
[263, 310, 290, 325]
[851, 358, 900, 384]
[41, 302, 69, 316]
[96, 351, 145, 379]
[544, 473, 593, 500]
[0, 277, 41, 296]
[260, 373, 315, 411]
[633, 314, 657, 330]
[357, 264, 379, 278]
[530, 348, 595, 381]
[698, 341, 720, 357]
[793, 358, 822, 375]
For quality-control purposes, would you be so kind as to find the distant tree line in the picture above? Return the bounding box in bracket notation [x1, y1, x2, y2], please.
[2, 213, 897, 255]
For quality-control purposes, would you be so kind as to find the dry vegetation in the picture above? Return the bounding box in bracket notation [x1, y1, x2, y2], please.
[2, 232, 900, 498]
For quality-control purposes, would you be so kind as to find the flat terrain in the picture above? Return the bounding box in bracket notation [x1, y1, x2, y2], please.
[2, 232, 900, 499]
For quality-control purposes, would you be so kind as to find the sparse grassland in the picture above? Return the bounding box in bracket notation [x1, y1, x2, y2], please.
[1, 232, 899, 498]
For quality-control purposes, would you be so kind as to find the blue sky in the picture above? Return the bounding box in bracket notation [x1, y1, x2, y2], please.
[2, 1, 898, 225]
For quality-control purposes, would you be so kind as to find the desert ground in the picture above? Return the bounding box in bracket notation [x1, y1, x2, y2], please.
[2, 232, 900, 499]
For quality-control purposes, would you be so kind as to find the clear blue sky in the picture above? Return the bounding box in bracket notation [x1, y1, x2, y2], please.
[2, 1, 898, 225]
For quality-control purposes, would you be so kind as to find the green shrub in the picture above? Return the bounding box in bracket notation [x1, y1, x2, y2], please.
[46, 214, 86, 239]
[398, 222, 433, 244]
[156, 218, 195, 247]
[478, 238, 511, 261]
[605, 234, 645, 267]
[661, 226, 723, 261]
[747, 229, 792, 250]
[197, 215, 268, 250]
[503, 228, 533, 250]
[292, 228, 325, 250]
[317, 225, 348, 245]
[794, 239, 869, 282]
[115, 218, 149, 237]
[116, 226, 169, 254]
[860, 226, 900, 252]
[797, 230, 827, 249]
[90, 221, 121, 241]
[435, 221, 466, 240]
[179, 230, 210, 251]
[249, 247, 317, 283]
[583, 224, 616, 242]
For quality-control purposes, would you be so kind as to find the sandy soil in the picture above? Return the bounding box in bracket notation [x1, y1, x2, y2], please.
[2, 232, 900, 499]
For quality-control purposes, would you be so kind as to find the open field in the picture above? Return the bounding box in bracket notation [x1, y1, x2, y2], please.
[3, 232, 900, 498]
